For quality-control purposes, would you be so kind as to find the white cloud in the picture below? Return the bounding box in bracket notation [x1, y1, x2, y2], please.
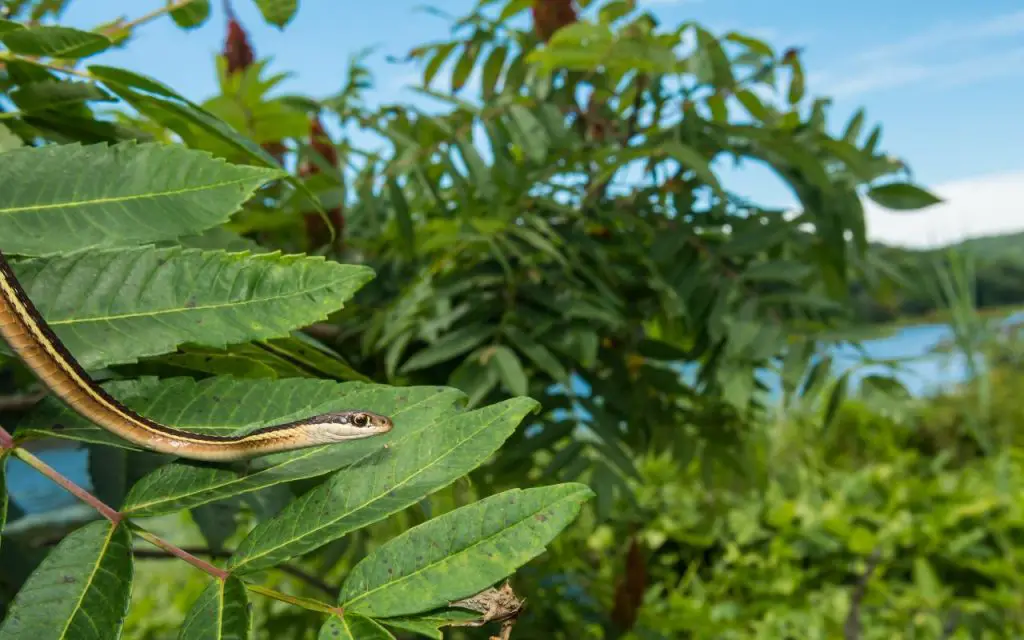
[855, 10, 1024, 63]
[816, 9, 1024, 98]
[820, 46, 1024, 98]
[863, 169, 1024, 249]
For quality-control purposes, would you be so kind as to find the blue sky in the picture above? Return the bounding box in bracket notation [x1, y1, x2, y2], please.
[61, 0, 1024, 248]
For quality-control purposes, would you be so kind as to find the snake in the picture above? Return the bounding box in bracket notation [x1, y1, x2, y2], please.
[0, 249, 393, 462]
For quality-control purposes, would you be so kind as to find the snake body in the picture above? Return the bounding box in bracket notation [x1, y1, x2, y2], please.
[0, 249, 392, 461]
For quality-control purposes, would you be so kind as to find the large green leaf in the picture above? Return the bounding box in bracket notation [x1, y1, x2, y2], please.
[1, 27, 111, 58]
[338, 484, 592, 618]
[226, 397, 539, 574]
[0, 521, 133, 639]
[318, 613, 394, 640]
[177, 576, 251, 640]
[0, 142, 279, 256]
[2, 246, 373, 369]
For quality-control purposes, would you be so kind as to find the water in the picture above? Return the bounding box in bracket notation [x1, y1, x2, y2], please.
[4, 317, 1014, 518]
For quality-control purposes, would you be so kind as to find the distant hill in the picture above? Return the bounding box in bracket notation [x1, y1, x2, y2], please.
[850, 231, 1024, 324]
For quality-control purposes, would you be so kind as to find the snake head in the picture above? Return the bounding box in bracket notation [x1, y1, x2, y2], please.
[309, 410, 394, 442]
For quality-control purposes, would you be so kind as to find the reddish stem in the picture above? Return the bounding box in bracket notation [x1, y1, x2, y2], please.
[12, 447, 122, 523]
[10, 440, 228, 581]
[0, 425, 13, 449]
[134, 529, 229, 580]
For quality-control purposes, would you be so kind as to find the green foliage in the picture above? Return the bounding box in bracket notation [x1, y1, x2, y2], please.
[1, 0, 1002, 637]
[0, 14, 587, 632]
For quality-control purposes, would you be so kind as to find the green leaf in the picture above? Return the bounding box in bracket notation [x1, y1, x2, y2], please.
[1, 26, 111, 58]
[0, 142, 280, 256]
[498, 0, 532, 22]
[170, 0, 212, 30]
[339, 483, 593, 617]
[258, 334, 371, 382]
[823, 372, 849, 429]
[191, 501, 240, 552]
[0, 123, 23, 152]
[447, 350, 500, 409]
[664, 141, 720, 192]
[101, 82, 287, 174]
[481, 45, 508, 97]
[319, 613, 394, 640]
[10, 80, 113, 112]
[503, 326, 569, 382]
[735, 89, 774, 123]
[96, 379, 462, 516]
[177, 576, 251, 640]
[423, 43, 456, 88]
[253, 0, 299, 28]
[740, 261, 814, 282]
[400, 325, 494, 373]
[88, 64, 189, 102]
[226, 397, 538, 574]
[0, 521, 133, 639]
[387, 177, 415, 257]
[87, 445, 128, 508]
[380, 610, 480, 639]
[0, 19, 24, 34]
[490, 345, 528, 396]
[451, 43, 479, 93]
[2, 246, 374, 370]
[168, 227, 266, 253]
[867, 182, 942, 211]
[843, 108, 865, 143]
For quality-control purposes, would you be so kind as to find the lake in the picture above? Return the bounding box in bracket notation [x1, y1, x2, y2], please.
[5, 316, 1016, 519]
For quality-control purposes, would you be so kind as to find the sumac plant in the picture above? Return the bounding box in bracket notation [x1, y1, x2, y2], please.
[0, 0, 946, 637]
[0, 4, 591, 640]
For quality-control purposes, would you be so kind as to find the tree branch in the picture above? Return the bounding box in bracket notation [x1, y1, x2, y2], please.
[101, 0, 200, 35]
[12, 446, 122, 524]
[0, 389, 46, 413]
[844, 547, 882, 640]
[131, 547, 336, 596]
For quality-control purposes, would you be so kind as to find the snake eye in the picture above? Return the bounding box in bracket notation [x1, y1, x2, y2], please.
[351, 413, 369, 428]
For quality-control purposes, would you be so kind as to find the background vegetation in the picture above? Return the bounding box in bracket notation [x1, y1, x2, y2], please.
[1, 0, 1022, 638]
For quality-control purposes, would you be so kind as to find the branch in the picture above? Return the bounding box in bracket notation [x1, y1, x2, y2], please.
[0, 389, 46, 413]
[844, 547, 882, 640]
[100, 0, 200, 36]
[131, 547, 336, 596]
[11, 446, 122, 524]
[132, 528, 229, 580]
[939, 608, 960, 640]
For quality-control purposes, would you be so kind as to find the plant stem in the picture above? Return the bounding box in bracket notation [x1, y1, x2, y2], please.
[132, 526, 230, 580]
[132, 547, 336, 596]
[11, 446, 122, 523]
[114, 0, 200, 34]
